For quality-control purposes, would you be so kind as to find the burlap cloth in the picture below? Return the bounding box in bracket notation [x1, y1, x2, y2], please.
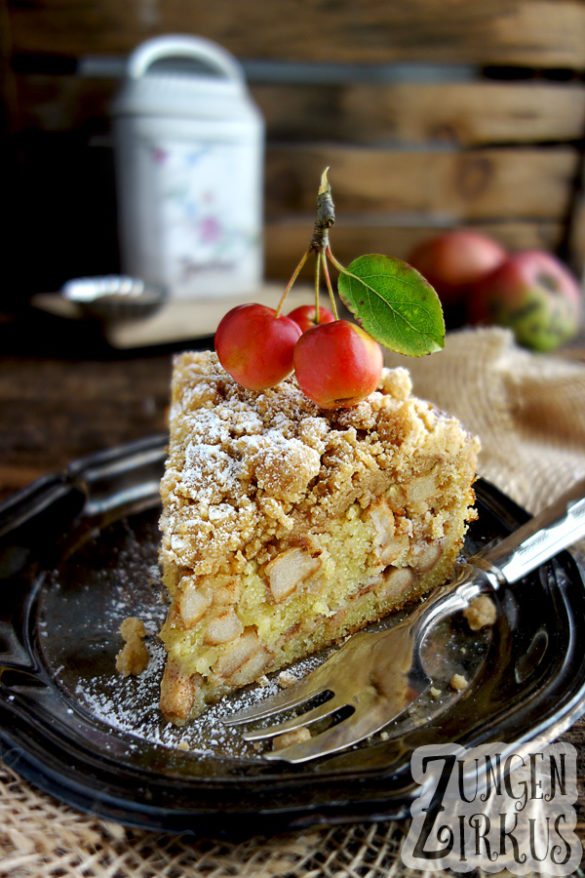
[2, 327, 584, 877]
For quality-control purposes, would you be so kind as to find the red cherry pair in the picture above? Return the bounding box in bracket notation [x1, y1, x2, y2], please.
[215, 303, 383, 409]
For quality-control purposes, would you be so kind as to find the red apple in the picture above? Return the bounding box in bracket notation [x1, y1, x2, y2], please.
[468, 250, 583, 352]
[408, 230, 508, 307]
[215, 303, 302, 390]
[287, 303, 335, 332]
[293, 320, 383, 409]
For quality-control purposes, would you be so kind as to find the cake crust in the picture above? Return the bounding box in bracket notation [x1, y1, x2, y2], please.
[158, 351, 480, 723]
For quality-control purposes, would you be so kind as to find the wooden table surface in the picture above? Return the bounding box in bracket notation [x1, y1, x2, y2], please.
[1, 306, 584, 841]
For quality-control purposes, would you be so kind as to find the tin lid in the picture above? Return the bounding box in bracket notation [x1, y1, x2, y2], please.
[112, 34, 256, 120]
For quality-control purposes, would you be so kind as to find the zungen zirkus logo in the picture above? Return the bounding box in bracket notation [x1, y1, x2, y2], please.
[402, 741, 582, 875]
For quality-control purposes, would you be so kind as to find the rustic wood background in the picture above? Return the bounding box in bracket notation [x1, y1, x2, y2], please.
[2, 0, 585, 307]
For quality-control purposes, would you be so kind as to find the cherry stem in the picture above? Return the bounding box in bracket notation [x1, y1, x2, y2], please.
[275, 248, 310, 316]
[275, 170, 343, 321]
[314, 250, 321, 322]
[325, 245, 346, 277]
[320, 250, 339, 319]
[310, 167, 336, 254]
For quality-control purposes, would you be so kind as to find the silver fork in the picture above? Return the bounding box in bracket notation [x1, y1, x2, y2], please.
[223, 477, 585, 762]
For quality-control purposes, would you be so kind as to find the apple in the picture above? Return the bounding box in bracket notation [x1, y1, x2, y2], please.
[293, 320, 383, 409]
[467, 250, 583, 352]
[215, 303, 302, 390]
[287, 303, 335, 332]
[408, 230, 508, 307]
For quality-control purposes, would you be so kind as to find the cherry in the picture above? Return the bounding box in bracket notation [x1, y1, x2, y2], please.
[215, 303, 302, 391]
[293, 320, 383, 409]
[287, 304, 335, 333]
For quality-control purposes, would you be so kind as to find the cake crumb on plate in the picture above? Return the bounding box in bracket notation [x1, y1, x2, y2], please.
[450, 673, 468, 691]
[115, 616, 149, 676]
[272, 727, 312, 751]
[464, 594, 497, 631]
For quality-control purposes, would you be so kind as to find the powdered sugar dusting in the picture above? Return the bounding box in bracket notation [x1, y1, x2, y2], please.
[38, 509, 324, 760]
[74, 636, 323, 759]
[182, 442, 237, 500]
[159, 352, 420, 579]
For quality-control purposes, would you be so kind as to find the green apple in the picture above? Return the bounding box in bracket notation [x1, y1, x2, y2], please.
[468, 250, 583, 352]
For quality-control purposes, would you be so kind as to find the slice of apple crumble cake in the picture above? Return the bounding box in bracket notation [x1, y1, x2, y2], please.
[158, 350, 480, 723]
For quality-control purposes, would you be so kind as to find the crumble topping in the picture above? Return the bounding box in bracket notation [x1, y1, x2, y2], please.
[159, 351, 475, 581]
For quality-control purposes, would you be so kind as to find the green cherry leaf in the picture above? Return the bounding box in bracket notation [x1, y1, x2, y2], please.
[337, 254, 445, 356]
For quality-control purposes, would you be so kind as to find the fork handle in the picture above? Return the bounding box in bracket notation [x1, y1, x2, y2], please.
[480, 477, 585, 584]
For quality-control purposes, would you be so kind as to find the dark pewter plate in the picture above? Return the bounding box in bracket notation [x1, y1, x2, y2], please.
[1, 435, 585, 838]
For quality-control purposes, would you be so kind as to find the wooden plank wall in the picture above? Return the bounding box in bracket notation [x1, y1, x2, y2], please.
[3, 0, 585, 303]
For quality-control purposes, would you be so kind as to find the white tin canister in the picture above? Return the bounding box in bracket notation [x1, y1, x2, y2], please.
[112, 35, 264, 300]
